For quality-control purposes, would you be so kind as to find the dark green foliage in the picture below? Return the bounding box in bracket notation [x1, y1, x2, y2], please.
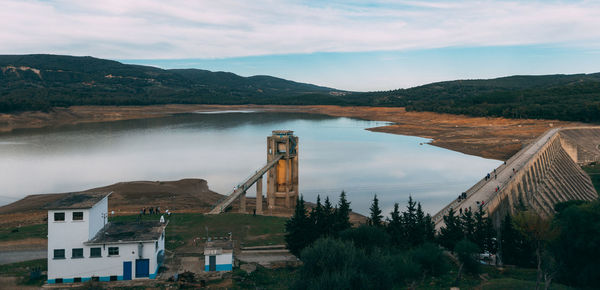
[410, 242, 449, 276]
[340, 225, 390, 253]
[295, 237, 448, 290]
[285, 192, 353, 256]
[438, 208, 463, 251]
[322, 196, 335, 236]
[582, 163, 600, 193]
[387, 203, 404, 247]
[285, 196, 312, 256]
[333, 191, 352, 234]
[310, 195, 326, 238]
[294, 238, 365, 290]
[361, 73, 600, 123]
[499, 214, 535, 267]
[386, 196, 436, 249]
[461, 208, 476, 242]
[473, 206, 497, 254]
[551, 200, 600, 288]
[455, 239, 481, 276]
[0, 54, 343, 113]
[368, 194, 383, 227]
[4, 55, 599, 124]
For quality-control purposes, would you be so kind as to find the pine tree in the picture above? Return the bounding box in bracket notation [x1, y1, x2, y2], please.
[473, 205, 497, 253]
[500, 214, 535, 267]
[368, 194, 383, 227]
[414, 202, 426, 246]
[387, 203, 404, 247]
[310, 195, 325, 237]
[423, 213, 436, 243]
[403, 196, 418, 245]
[439, 208, 464, 251]
[322, 196, 335, 236]
[483, 217, 497, 254]
[333, 191, 352, 235]
[461, 208, 476, 244]
[285, 195, 312, 256]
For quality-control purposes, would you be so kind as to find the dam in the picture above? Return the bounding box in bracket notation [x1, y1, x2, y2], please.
[434, 127, 600, 229]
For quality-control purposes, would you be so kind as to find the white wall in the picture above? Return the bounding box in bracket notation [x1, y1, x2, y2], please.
[204, 252, 233, 266]
[48, 241, 161, 280]
[47, 194, 166, 281]
[48, 208, 90, 279]
[88, 196, 108, 240]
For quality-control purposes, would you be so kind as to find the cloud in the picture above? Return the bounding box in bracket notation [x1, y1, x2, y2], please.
[0, 0, 598, 59]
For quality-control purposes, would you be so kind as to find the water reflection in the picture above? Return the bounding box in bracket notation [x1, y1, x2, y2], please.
[0, 112, 501, 215]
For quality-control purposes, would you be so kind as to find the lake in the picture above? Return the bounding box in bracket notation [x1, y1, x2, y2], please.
[0, 111, 501, 216]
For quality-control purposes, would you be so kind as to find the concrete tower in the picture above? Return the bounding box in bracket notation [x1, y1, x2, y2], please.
[266, 130, 299, 210]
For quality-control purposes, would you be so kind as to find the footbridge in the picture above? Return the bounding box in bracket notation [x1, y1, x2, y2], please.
[208, 155, 282, 214]
[434, 127, 600, 230]
[208, 130, 299, 215]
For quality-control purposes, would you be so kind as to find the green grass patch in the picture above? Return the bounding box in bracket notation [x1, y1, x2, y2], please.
[0, 259, 47, 286]
[110, 213, 287, 250]
[583, 163, 600, 193]
[0, 223, 47, 242]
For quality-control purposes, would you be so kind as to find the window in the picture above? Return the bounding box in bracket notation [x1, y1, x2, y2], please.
[72, 248, 83, 259]
[108, 247, 119, 256]
[110, 276, 118, 281]
[90, 247, 101, 258]
[155, 241, 158, 251]
[91, 277, 99, 282]
[53, 249, 65, 259]
[54, 212, 65, 221]
[55, 278, 63, 284]
[73, 211, 83, 221]
[74, 277, 81, 283]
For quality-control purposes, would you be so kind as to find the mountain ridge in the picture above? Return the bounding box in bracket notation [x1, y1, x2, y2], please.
[1, 54, 599, 123]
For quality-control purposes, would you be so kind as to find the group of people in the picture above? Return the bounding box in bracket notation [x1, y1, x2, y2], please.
[139, 206, 171, 217]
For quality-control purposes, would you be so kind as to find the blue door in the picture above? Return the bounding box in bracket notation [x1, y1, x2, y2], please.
[123, 261, 132, 280]
[135, 259, 149, 278]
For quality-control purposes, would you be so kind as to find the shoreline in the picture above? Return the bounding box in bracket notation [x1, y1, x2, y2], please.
[0, 104, 583, 160]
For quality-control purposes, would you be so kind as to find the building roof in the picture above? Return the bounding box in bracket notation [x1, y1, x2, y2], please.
[85, 220, 167, 245]
[272, 130, 294, 135]
[44, 191, 111, 210]
[204, 239, 234, 255]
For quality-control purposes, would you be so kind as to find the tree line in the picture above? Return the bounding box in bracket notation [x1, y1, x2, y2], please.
[285, 193, 600, 289]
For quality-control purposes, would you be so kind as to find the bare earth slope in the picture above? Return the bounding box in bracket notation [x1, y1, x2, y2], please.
[0, 179, 222, 227]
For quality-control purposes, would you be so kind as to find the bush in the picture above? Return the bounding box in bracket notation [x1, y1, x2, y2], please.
[455, 239, 480, 275]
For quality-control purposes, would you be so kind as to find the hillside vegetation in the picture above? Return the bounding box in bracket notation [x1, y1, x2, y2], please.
[2, 54, 599, 123]
[0, 54, 344, 112]
[361, 74, 600, 123]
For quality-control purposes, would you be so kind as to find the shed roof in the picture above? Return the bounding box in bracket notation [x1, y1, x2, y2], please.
[86, 220, 167, 245]
[44, 191, 111, 210]
[204, 240, 233, 252]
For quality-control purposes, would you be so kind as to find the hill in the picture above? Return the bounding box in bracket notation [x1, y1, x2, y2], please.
[357, 74, 600, 123]
[2, 54, 599, 123]
[0, 54, 345, 113]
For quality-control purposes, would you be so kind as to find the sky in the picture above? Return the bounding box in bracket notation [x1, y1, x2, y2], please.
[1, 0, 599, 91]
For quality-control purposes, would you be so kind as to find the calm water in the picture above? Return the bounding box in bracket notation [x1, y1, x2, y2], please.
[0, 111, 501, 216]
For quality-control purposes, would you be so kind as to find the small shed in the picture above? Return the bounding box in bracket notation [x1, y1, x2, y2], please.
[203, 239, 233, 272]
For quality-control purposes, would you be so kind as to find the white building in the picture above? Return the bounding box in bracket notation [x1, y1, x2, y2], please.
[204, 239, 233, 272]
[46, 191, 167, 284]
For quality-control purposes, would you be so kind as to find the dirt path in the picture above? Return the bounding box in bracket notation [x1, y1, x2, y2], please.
[0, 104, 582, 160]
[0, 250, 46, 265]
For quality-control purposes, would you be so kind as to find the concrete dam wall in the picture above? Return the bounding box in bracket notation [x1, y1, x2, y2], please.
[434, 127, 600, 230]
